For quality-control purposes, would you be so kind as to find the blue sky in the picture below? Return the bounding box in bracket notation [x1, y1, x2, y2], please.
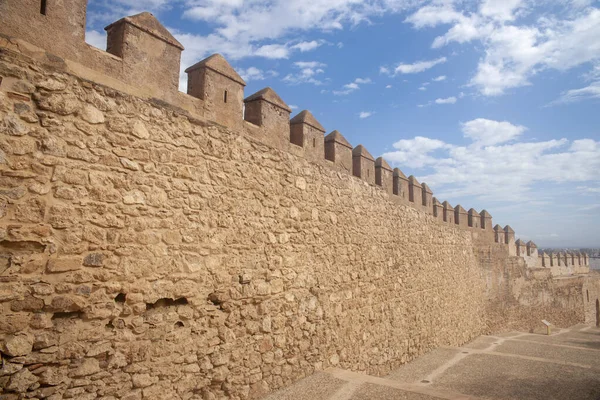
[85, 0, 600, 248]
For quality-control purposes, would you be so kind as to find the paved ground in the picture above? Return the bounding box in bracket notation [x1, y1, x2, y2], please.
[264, 324, 600, 400]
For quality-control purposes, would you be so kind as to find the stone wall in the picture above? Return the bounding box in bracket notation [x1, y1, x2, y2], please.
[0, 48, 487, 399]
[474, 238, 589, 333]
[0, 6, 597, 398]
[583, 271, 600, 326]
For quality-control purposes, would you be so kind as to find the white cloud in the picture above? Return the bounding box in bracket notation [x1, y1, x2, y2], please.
[551, 81, 600, 104]
[386, 85, 392, 89]
[294, 61, 326, 69]
[289, 104, 299, 110]
[418, 86, 427, 91]
[254, 43, 291, 59]
[359, 111, 373, 119]
[394, 57, 447, 74]
[333, 77, 372, 95]
[283, 61, 327, 85]
[291, 40, 323, 52]
[238, 67, 266, 82]
[382, 120, 600, 202]
[380, 66, 391, 75]
[435, 96, 457, 104]
[85, 30, 107, 50]
[432, 75, 447, 82]
[461, 118, 526, 146]
[406, 3, 600, 96]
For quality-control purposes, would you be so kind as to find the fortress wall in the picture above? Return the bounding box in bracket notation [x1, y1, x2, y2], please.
[583, 272, 600, 325]
[0, 4, 596, 399]
[474, 238, 588, 333]
[0, 49, 487, 399]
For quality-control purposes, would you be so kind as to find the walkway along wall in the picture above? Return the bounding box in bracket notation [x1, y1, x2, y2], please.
[0, 3, 598, 399]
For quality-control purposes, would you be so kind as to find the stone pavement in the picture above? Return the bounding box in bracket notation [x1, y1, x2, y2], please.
[263, 324, 600, 400]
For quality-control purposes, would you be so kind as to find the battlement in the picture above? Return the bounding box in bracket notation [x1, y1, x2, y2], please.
[0, 2, 589, 271]
[0, 1, 508, 237]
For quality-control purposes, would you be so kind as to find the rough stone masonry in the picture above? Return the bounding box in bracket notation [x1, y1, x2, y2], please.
[0, 1, 598, 400]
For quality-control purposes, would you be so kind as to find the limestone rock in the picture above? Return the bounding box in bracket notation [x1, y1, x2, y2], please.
[80, 104, 105, 124]
[6, 368, 38, 392]
[46, 257, 82, 273]
[83, 253, 105, 267]
[36, 93, 81, 115]
[132, 121, 149, 139]
[120, 157, 140, 171]
[131, 373, 156, 388]
[36, 78, 68, 91]
[2, 113, 29, 136]
[72, 358, 100, 377]
[2, 334, 33, 357]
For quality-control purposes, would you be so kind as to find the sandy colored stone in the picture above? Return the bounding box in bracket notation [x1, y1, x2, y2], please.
[6, 368, 39, 392]
[36, 93, 81, 115]
[72, 358, 101, 377]
[46, 257, 82, 273]
[80, 104, 105, 124]
[2, 334, 34, 357]
[132, 121, 149, 139]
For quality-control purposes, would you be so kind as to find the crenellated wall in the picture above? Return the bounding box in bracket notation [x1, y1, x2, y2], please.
[0, 3, 598, 400]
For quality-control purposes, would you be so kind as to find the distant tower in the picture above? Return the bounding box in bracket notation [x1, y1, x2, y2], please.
[186, 54, 246, 129]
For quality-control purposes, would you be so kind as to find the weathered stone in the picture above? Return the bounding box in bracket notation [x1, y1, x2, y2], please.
[132, 121, 149, 139]
[1, 334, 33, 357]
[79, 104, 105, 124]
[36, 93, 81, 115]
[2, 113, 29, 136]
[83, 253, 104, 267]
[120, 157, 139, 171]
[36, 78, 68, 91]
[6, 368, 38, 392]
[72, 358, 100, 377]
[10, 80, 35, 95]
[123, 190, 145, 205]
[131, 373, 156, 388]
[10, 296, 44, 312]
[46, 257, 81, 273]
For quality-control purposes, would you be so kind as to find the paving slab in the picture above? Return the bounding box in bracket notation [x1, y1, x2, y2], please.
[495, 338, 600, 367]
[461, 336, 498, 350]
[513, 328, 600, 350]
[349, 383, 440, 400]
[385, 347, 462, 383]
[432, 353, 600, 400]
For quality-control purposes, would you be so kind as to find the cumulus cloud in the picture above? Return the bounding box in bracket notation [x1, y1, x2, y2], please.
[291, 40, 323, 52]
[461, 118, 525, 146]
[432, 75, 447, 82]
[406, 2, 600, 96]
[382, 119, 600, 202]
[238, 67, 264, 81]
[359, 111, 373, 119]
[283, 61, 327, 85]
[333, 77, 372, 95]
